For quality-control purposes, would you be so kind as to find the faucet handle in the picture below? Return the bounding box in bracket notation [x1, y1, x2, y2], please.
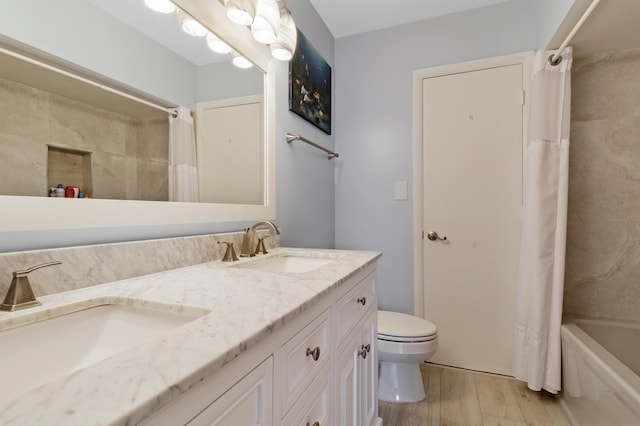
[13, 260, 63, 277]
[1, 260, 62, 312]
[218, 241, 239, 262]
[254, 235, 270, 255]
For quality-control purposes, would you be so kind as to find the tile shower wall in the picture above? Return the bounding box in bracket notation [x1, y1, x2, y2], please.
[0, 77, 168, 200]
[564, 48, 640, 321]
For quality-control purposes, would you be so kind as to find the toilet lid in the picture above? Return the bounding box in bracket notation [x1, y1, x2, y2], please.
[378, 310, 437, 339]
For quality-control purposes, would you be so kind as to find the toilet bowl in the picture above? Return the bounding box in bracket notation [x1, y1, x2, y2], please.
[377, 310, 438, 403]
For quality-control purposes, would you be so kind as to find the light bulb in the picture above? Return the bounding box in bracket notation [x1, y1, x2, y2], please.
[206, 32, 232, 54]
[144, 0, 176, 14]
[270, 7, 297, 61]
[230, 51, 254, 69]
[224, 0, 255, 26]
[251, 0, 280, 44]
[178, 10, 208, 37]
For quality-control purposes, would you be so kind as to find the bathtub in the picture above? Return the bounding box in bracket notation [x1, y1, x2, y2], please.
[560, 318, 640, 425]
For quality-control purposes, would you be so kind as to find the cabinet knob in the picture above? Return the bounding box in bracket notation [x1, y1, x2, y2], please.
[364, 343, 371, 353]
[306, 346, 321, 361]
[356, 296, 366, 306]
[306, 422, 320, 426]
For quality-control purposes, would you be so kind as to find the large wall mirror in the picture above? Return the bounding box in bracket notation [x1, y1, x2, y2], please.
[0, 0, 276, 232]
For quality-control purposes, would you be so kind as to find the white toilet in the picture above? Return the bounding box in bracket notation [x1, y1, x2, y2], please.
[377, 310, 438, 403]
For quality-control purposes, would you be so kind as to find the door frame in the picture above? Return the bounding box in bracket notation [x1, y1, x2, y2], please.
[411, 52, 533, 317]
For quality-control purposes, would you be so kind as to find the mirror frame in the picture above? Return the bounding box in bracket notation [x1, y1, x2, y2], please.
[0, 0, 276, 233]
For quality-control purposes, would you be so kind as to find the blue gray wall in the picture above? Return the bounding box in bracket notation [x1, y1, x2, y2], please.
[535, 0, 576, 48]
[275, 0, 335, 249]
[1, 0, 576, 289]
[333, 0, 539, 314]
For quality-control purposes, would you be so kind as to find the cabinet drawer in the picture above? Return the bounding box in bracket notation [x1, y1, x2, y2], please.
[282, 363, 331, 426]
[335, 272, 376, 344]
[281, 309, 331, 414]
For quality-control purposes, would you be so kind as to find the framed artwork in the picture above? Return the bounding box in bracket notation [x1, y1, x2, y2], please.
[289, 30, 332, 135]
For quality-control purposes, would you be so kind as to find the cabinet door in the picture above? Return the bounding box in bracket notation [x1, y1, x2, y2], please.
[359, 309, 378, 426]
[335, 336, 359, 426]
[187, 357, 273, 426]
[282, 364, 331, 426]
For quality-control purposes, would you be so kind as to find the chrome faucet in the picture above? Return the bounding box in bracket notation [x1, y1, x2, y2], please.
[240, 221, 280, 257]
[1, 261, 62, 311]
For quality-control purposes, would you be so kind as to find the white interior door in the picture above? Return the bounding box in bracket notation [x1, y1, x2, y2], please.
[196, 95, 263, 205]
[422, 64, 523, 375]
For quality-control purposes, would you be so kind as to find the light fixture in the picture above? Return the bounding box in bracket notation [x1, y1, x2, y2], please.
[177, 10, 208, 37]
[206, 32, 232, 54]
[144, 0, 176, 14]
[270, 7, 296, 61]
[230, 50, 254, 69]
[224, 0, 256, 26]
[251, 0, 280, 44]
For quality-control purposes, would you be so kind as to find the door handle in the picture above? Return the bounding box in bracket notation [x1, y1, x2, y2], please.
[427, 231, 447, 241]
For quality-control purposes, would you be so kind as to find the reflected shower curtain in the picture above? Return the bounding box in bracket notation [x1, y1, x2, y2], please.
[513, 48, 572, 393]
[169, 106, 199, 202]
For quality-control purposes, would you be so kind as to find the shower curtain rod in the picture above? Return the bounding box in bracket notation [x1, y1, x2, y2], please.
[0, 46, 178, 118]
[549, 0, 601, 65]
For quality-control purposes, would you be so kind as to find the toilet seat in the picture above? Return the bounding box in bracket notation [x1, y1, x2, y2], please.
[378, 333, 437, 343]
[378, 310, 437, 343]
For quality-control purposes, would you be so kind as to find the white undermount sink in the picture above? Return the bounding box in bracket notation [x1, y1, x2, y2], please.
[233, 252, 341, 273]
[0, 299, 205, 403]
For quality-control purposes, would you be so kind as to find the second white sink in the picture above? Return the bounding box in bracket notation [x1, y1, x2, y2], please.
[234, 253, 340, 273]
[0, 300, 205, 403]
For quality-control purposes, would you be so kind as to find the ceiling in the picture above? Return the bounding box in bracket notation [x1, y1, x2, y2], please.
[551, 0, 640, 58]
[309, 0, 511, 38]
[310, 0, 640, 57]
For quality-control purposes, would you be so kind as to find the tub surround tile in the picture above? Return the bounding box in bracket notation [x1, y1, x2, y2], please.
[0, 247, 380, 425]
[565, 48, 640, 322]
[571, 48, 640, 122]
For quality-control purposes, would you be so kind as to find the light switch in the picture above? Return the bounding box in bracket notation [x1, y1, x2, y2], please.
[394, 181, 408, 200]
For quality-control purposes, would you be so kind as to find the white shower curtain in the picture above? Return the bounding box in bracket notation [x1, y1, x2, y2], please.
[513, 48, 572, 393]
[169, 106, 199, 202]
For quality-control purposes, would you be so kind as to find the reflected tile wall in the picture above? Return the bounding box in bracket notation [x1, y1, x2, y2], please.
[0, 78, 169, 200]
[0, 78, 49, 196]
[565, 48, 640, 321]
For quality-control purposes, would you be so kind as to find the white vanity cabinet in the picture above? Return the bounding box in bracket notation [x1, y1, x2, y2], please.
[140, 262, 379, 426]
[334, 272, 378, 426]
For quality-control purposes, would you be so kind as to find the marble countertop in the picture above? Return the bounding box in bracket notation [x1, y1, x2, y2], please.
[0, 247, 380, 425]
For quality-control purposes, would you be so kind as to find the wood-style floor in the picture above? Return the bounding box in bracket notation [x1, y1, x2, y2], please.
[379, 363, 570, 426]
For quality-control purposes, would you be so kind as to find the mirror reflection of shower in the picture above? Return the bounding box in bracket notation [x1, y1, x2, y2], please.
[0, 0, 265, 203]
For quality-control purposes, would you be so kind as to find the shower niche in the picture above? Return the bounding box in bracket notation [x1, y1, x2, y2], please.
[47, 145, 92, 197]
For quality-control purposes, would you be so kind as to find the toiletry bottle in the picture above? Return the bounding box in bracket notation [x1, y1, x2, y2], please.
[56, 184, 65, 197]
